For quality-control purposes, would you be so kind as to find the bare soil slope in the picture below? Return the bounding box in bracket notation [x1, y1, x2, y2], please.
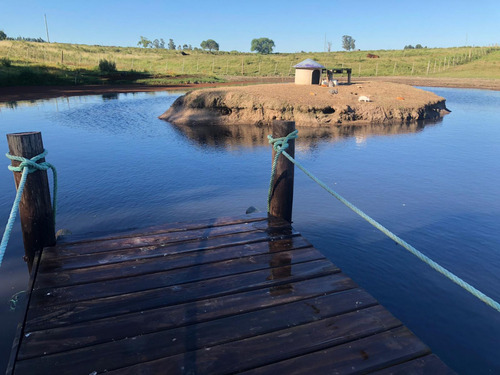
[160, 82, 449, 127]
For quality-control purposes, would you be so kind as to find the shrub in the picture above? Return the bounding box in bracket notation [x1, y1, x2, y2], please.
[98, 59, 117, 73]
[1, 58, 12, 67]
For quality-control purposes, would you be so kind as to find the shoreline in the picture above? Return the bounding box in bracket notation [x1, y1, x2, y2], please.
[0, 76, 498, 104]
[160, 82, 449, 127]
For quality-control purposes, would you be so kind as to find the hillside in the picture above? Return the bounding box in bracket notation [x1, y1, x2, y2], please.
[1, 40, 499, 88]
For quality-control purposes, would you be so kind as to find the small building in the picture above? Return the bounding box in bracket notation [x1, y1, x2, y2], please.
[293, 59, 326, 85]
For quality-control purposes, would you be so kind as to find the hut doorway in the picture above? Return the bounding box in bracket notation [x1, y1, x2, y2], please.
[312, 70, 320, 84]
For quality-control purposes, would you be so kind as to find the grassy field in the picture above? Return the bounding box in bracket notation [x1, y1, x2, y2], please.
[1, 40, 499, 86]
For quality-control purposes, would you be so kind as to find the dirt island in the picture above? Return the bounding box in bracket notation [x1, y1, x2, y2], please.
[159, 82, 450, 127]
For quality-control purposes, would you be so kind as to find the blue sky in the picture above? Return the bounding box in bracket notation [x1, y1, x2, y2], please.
[1, 0, 499, 52]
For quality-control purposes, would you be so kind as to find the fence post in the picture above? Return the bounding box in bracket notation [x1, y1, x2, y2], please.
[6, 132, 55, 268]
[269, 121, 295, 223]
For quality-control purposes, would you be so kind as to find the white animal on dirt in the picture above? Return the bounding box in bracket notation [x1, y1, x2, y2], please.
[358, 95, 371, 102]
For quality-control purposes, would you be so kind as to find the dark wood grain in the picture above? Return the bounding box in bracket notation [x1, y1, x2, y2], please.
[27, 257, 337, 330]
[6, 132, 55, 268]
[369, 354, 456, 374]
[31, 239, 315, 306]
[268, 121, 295, 223]
[18, 289, 377, 366]
[23, 272, 356, 340]
[39, 230, 307, 272]
[9, 215, 451, 375]
[16, 305, 399, 374]
[35, 231, 302, 288]
[5, 250, 42, 375]
[54, 212, 268, 244]
[43, 218, 290, 257]
[239, 327, 431, 375]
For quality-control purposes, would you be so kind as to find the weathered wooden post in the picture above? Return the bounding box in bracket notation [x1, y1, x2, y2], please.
[6, 132, 55, 268]
[268, 120, 295, 223]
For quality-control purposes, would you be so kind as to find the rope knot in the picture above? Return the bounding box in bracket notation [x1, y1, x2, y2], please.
[1, 149, 58, 267]
[267, 130, 299, 211]
[267, 130, 298, 154]
[6, 150, 50, 174]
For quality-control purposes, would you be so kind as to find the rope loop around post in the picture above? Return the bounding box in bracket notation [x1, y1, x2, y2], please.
[7, 149, 51, 173]
[267, 130, 298, 154]
[267, 130, 298, 212]
[0, 149, 58, 267]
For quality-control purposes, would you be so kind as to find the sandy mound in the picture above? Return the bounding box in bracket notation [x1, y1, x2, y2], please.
[160, 82, 449, 127]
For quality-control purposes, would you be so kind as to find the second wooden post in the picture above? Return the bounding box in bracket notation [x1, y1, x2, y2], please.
[269, 120, 295, 223]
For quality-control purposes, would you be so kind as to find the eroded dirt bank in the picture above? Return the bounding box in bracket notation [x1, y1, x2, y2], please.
[160, 82, 450, 127]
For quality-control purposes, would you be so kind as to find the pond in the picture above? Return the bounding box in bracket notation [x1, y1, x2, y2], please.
[1, 87, 499, 374]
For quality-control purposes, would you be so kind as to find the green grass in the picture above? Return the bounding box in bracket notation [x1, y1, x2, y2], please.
[0, 40, 498, 87]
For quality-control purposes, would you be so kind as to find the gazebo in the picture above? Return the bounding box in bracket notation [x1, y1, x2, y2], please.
[293, 59, 326, 85]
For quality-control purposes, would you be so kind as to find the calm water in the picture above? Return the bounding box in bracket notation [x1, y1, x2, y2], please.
[0, 87, 499, 373]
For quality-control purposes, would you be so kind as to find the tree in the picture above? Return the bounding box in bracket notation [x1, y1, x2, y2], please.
[168, 38, 176, 50]
[200, 39, 219, 52]
[342, 35, 355, 51]
[137, 36, 152, 48]
[0, 30, 7, 41]
[404, 44, 415, 49]
[415, 44, 424, 49]
[251, 38, 275, 54]
[152, 38, 165, 49]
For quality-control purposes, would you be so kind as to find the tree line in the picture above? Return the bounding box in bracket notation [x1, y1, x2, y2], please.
[138, 36, 220, 51]
[137, 36, 276, 54]
[404, 44, 426, 49]
[0, 30, 45, 43]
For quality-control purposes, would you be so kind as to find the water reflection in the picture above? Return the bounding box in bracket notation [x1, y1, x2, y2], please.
[0, 90, 168, 111]
[266, 217, 294, 296]
[102, 93, 119, 101]
[169, 119, 442, 150]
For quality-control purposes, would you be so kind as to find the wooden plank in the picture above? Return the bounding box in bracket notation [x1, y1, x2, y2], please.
[16, 304, 395, 374]
[239, 326, 431, 375]
[5, 250, 42, 375]
[34, 240, 318, 295]
[39, 230, 307, 272]
[18, 289, 376, 363]
[34, 231, 302, 288]
[22, 273, 356, 343]
[26, 256, 336, 329]
[43, 218, 288, 257]
[55, 212, 268, 244]
[9, 215, 452, 375]
[368, 354, 456, 374]
[39, 232, 300, 283]
[31, 239, 316, 306]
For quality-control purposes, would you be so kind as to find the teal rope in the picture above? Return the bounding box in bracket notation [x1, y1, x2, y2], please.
[269, 131, 500, 313]
[0, 150, 57, 267]
[267, 130, 298, 211]
[9, 290, 26, 311]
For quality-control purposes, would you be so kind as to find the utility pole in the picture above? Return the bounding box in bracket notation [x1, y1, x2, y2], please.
[44, 14, 50, 43]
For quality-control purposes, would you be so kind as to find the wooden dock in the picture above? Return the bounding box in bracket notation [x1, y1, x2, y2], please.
[7, 213, 453, 374]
